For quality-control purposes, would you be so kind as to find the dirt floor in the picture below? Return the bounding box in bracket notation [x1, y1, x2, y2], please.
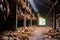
[28, 27, 58, 40]
[0, 26, 59, 40]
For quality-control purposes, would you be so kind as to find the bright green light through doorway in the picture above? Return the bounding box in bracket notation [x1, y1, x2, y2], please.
[38, 17, 46, 25]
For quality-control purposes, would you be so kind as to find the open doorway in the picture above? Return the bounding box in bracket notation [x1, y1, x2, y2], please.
[38, 17, 46, 26]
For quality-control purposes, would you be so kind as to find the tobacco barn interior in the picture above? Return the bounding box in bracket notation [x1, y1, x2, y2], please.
[0, 0, 60, 40]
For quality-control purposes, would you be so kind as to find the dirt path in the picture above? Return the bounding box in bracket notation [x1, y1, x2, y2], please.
[1, 27, 58, 40]
[29, 27, 58, 40]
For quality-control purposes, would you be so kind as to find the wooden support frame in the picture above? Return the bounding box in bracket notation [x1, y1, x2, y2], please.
[53, 7, 56, 29]
[16, 0, 18, 29]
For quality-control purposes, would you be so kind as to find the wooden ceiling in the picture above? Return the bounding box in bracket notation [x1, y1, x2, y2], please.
[33, 0, 60, 17]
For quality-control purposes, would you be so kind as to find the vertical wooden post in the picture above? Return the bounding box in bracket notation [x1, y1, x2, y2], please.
[31, 17, 32, 26]
[53, 7, 56, 29]
[26, 0, 32, 27]
[24, 12, 26, 27]
[52, 9, 53, 28]
[16, 0, 18, 29]
[23, 0, 26, 27]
